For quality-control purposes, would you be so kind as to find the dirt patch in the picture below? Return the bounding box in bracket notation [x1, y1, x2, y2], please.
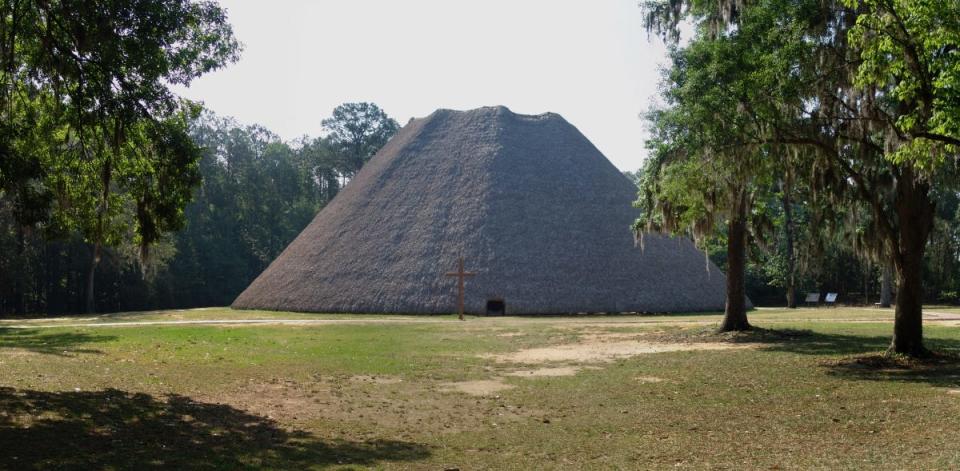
[207, 375, 536, 437]
[947, 389, 960, 395]
[579, 332, 647, 341]
[560, 320, 718, 330]
[486, 340, 745, 364]
[440, 379, 515, 396]
[221, 379, 322, 420]
[0, 348, 40, 357]
[504, 367, 580, 377]
[635, 376, 665, 383]
[350, 375, 403, 384]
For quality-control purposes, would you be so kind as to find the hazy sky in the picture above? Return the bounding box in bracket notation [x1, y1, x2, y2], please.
[173, 0, 671, 171]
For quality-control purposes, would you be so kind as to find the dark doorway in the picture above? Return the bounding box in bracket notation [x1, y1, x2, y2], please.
[486, 299, 506, 316]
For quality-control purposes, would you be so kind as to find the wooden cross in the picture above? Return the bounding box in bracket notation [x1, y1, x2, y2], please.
[445, 257, 475, 321]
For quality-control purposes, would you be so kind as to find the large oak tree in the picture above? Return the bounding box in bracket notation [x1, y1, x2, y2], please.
[642, 0, 960, 354]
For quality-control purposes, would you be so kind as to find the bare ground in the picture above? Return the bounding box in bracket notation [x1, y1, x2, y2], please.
[439, 379, 515, 396]
[193, 329, 732, 428]
[503, 366, 580, 377]
[485, 337, 749, 364]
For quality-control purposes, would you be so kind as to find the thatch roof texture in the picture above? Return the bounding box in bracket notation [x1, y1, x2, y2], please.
[233, 106, 728, 314]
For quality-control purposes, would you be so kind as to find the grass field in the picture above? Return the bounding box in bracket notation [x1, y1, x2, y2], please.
[1, 307, 958, 469]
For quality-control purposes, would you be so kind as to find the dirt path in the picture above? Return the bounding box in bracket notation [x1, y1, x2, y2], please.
[2, 307, 957, 330]
[0, 318, 448, 329]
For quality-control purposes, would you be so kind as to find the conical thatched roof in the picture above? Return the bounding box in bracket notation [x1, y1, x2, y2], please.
[233, 106, 729, 314]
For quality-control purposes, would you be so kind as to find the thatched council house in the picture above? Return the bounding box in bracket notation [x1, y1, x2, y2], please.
[233, 106, 727, 315]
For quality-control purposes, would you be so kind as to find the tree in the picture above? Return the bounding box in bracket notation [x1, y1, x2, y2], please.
[839, 0, 960, 354]
[0, 0, 241, 312]
[636, 8, 798, 331]
[642, 0, 960, 355]
[0, 100, 402, 315]
[780, 171, 799, 308]
[158, 112, 345, 309]
[623, 170, 643, 187]
[295, 136, 342, 202]
[322, 102, 399, 178]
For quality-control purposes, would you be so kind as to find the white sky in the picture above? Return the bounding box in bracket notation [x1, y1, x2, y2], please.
[173, 0, 672, 172]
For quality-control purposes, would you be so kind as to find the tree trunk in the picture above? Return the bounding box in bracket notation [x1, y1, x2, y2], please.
[889, 170, 934, 356]
[719, 189, 751, 332]
[879, 263, 893, 308]
[86, 134, 114, 315]
[781, 178, 796, 308]
[85, 242, 101, 314]
[863, 262, 870, 305]
[892, 249, 925, 355]
[14, 225, 26, 315]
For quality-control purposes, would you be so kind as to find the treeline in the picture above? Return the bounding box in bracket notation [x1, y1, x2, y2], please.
[0, 104, 399, 315]
[0, 0, 403, 316]
[629, 167, 960, 307]
[689, 182, 960, 307]
[0, 0, 241, 315]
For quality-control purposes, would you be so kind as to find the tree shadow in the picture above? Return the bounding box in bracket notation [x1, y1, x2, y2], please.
[728, 327, 960, 357]
[0, 328, 115, 356]
[0, 387, 430, 469]
[711, 328, 894, 356]
[820, 353, 960, 388]
[714, 327, 960, 388]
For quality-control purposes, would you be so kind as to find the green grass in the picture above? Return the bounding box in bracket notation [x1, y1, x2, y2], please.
[0, 307, 958, 469]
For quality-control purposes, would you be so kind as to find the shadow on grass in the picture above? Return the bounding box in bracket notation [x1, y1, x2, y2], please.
[712, 328, 892, 355]
[0, 328, 115, 356]
[0, 387, 430, 469]
[704, 327, 960, 388]
[820, 353, 960, 388]
[687, 327, 960, 356]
